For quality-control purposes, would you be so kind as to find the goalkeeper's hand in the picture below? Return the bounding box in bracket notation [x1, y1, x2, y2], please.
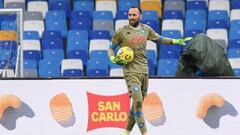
[110, 56, 128, 65]
[172, 37, 193, 45]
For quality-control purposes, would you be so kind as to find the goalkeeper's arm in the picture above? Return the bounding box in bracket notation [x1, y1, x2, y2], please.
[160, 36, 193, 45]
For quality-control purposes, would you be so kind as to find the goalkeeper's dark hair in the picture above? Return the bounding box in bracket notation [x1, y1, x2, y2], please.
[130, 6, 142, 14]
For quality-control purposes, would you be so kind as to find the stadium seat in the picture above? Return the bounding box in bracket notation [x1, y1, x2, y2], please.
[148, 59, 156, 76]
[208, 10, 229, 29]
[228, 39, 240, 49]
[23, 31, 39, 40]
[90, 50, 108, 60]
[118, 0, 139, 12]
[231, 0, 240, 9]
[162, 19, 184, 36]
[230, 9, 240, 21]
[186, 10, 206, 20]
[142, 10, 159, 23]
[90, 30, 110, 40]
[185, 19, 206, 36]
[93, 11, 114, 35]
[87, 58, 109, 77]
[73, 1, 94, 15]
[45, 11, 66, 21]
[27, 1, 48, 18]
[61, 59, 84, 77]
[67, 31, 89, 68]
[157, 58, 179, 77]
[49, 0, 71, 17]
[228, 48, 240, 58]
[70, 10, 91, 21]
[41, 39, 64, 51]
[141, 1, 162, 18]
[110, 68, 123, 77]
[115, 19, 128, 30]
[24, 11, 43, 21]
[163, 10, 184, 20]
[22, 40, 41, 61]
[0, 41, 17, 51]
[43, 49, 64, 63]
[89, 39, 110, 54]
[23, 59, 38, 77]
[23, 20, 44, 37]
[38, 59, 61, 78]
[42, 30, 62, 41]
[116, 11, 128, 19]
[1, 21, 16, 30]
[164, 0, 185, 17]
[146, 50, 157, 69]
[45, 19, 67, 37]
[209, 0, 230, 16]
[5, 2, 26, 11]
[186, 0, 207, 11]
[229, 28, 240, 41]
[0, 31, 17, 41]
[96, 0, 116, 18]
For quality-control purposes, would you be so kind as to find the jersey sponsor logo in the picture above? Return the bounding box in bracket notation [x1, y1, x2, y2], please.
[132, 47, 145, 52]
[129, 36, 146, 45]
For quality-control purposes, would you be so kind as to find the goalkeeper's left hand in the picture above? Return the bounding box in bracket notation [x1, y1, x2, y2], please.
[172, 37, 193, 46]
[110, 56, 128, 65]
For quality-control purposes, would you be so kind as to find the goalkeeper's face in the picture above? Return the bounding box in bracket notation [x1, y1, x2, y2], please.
[128, 8, 141, 28]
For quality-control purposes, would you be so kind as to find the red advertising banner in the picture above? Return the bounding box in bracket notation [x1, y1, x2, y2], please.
[87, 92, 130, 131]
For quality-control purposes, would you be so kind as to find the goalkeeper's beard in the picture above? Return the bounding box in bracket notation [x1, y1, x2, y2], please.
[129, 19, 140, 28]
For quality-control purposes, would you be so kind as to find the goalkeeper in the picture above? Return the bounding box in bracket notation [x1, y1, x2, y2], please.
[108, 7, 192, 135]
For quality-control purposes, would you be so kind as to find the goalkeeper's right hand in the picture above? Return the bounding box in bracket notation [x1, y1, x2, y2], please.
[110, 56, 128, 65]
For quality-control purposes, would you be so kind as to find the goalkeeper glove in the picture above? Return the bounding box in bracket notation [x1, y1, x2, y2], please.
[110, 56, 128, 65]
[172, 37, 193, 45]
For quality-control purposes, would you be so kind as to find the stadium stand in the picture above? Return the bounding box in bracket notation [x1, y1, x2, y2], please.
[0, 0, 240, 77]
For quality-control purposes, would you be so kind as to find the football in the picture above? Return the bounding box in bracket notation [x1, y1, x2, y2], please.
[116, 47, 134, 62]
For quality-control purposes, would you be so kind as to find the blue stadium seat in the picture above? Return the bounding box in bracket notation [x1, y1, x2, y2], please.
[90, 30, 110, 40]
[23, 59, 38, 77]
[116, 11, 128, 19]
[208, 10, 229, 29]
[159, 47, 181, 59]
[1, 21, 16, 30]
[157, 58, 179, 77]
[185, 19, 206, 36]
[73, 1, 94, 15]
[70, 18, 92, 31]
[229, 29, 240, 41]
[186, 1, 207, 11]
[38, 59, 61, 78]
[70, 10, 91, 21]
[163, 10, 184, 20]
[23, 31, 40, 40]
[41, 39, 64, 51]
[186, 10, 206, 20]
[87, 58, 109, 77]
[118, 0, 139, 11]
[42, 30, 62, 40]
[161, 30, 182, 38]
[228, 39, 240, 49]
[90, 50, 108, 60]
[62, 59, 84, 77]
[67, 30, 88, 42]
[231, 0, 240, 9]
[228, 48, 240, 58]
[93, 11, 113, 20]
[45, 11, 66, 21]
[0, 60, 15, 70]
[43, 49, 64, 63]
[49, 0, 71, 17]
[233, 69, 240, 76]
[0, 49, 11, 61]
[0, 41, 17, 51]
[45, 19, 67, 37]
